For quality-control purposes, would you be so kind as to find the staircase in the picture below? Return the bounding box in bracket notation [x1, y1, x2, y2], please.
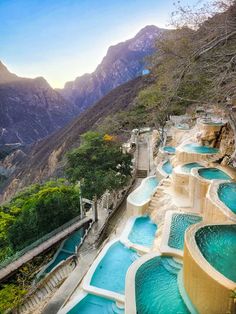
[162, 256, 182, 275]
[136, 169, 148, 178]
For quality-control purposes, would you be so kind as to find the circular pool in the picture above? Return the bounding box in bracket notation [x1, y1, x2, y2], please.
[198, 168, 231, 181]
[181, 162, 203, 173]
[195, 224, 236, 282]
[183, 143, 219, 154]
[163, 146, 176, 154]
[218, 182, 236, 214]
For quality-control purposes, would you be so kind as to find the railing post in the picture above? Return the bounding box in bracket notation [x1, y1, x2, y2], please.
[93, 195, 98, 222]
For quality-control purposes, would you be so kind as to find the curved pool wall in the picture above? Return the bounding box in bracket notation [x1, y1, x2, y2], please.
[160, 211, 202, 256]
[183, 223, 236, 314]
[58, 291, 124, 314]
[127, 176, 159, 216]
[171, 162, 205, 196]
[125, 252, 196, 314]
[189, 167, 233, 213]
[120, 215, 157, 253]
[205, 180, 236, 222]
[176, 143, 221, 164]
[83, 239, 139, 303]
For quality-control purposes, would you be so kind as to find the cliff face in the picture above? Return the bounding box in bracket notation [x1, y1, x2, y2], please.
[0, 63, 77, 145]
[60, 25, 167, 113]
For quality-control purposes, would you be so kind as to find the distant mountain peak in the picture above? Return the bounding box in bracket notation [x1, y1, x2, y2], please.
[61, 25, 170, 113]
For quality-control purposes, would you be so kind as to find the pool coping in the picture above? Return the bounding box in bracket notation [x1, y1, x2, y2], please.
[207, 180, 236, 222]
[185, 222, 236, 289]
[83, 238, 135, 304]
[120, 215, 156, 254]
[160, 210, 202, 257]
[125, 251, 188, 314]
[127, 175, 158, 208]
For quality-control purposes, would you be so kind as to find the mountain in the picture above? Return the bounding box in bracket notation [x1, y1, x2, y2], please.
[60, 25, 167, 113]
[0, 75, 153, 201]
[0, 62, 77, 145]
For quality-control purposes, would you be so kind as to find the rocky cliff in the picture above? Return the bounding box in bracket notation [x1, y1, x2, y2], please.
[0, 75, 153, 201]
[60, 25, 167, 113]
[0, 62, 77, 145]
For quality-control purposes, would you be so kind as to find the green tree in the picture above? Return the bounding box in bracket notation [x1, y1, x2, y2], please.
[66, 131, 132, 199]
[0, 284, 27, 313]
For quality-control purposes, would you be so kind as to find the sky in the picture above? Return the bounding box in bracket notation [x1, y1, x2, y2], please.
[0, 0, 196, 88]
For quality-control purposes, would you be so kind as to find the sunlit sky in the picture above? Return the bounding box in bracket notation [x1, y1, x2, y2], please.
[0, 0, 196, 88]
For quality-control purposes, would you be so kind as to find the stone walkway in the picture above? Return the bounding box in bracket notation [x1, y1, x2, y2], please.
[0, 217, 91, 282]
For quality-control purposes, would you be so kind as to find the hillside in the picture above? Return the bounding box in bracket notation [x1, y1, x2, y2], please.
[60, 25, 167, 113]
[0, 62, 77, 145]
[0, 75, 153, 201]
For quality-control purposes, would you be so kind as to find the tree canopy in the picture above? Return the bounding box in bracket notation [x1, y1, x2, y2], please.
[66, 131, 132, 199]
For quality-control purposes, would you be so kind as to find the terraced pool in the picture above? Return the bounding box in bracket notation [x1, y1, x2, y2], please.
[135, 256, 190, 313]
[181, 162, 203, 173]
[218, 182, 236, 214]
[168, 213, 202, 251]
[198, 168, 230, 181]
[162, 160, 173, 175]
[90, 241, 139, 294]
[163, 146, 176, 154]
[195, 225, 236, 282]
[128, 176, 158, 205]
[183, 143, 219, 154]
[128, 216, 157, 248]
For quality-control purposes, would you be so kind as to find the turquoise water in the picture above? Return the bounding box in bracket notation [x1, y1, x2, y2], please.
[181, 162, 203, 173]
[176, 124, 189, 130]
[45, 228, 84, 273]
[183, 143, 219, 154]
[90, 241, 139, 294]
[130, 177, 158, 204]
[196, 225, 236, 282]
[218, 182, 236, 213]
[135, 256, 190, 313]
[68, 294, 124, 314]
[198, 168, 231, 180]
[163, 146, 176, 153]
[128, 216, 157, 247]
[162, 160, 173, 174]
[168, 214, 202, 250]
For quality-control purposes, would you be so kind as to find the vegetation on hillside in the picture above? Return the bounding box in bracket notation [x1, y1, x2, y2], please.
[100, 1, 236, 138]
[66, 131, 132, 199]
[0, 180, 81, 262]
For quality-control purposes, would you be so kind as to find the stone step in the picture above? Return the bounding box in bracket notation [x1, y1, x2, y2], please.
[136, 170, 148, 178]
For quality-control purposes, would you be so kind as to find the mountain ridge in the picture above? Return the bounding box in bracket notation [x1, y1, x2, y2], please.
[60, 25, 168, 113]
